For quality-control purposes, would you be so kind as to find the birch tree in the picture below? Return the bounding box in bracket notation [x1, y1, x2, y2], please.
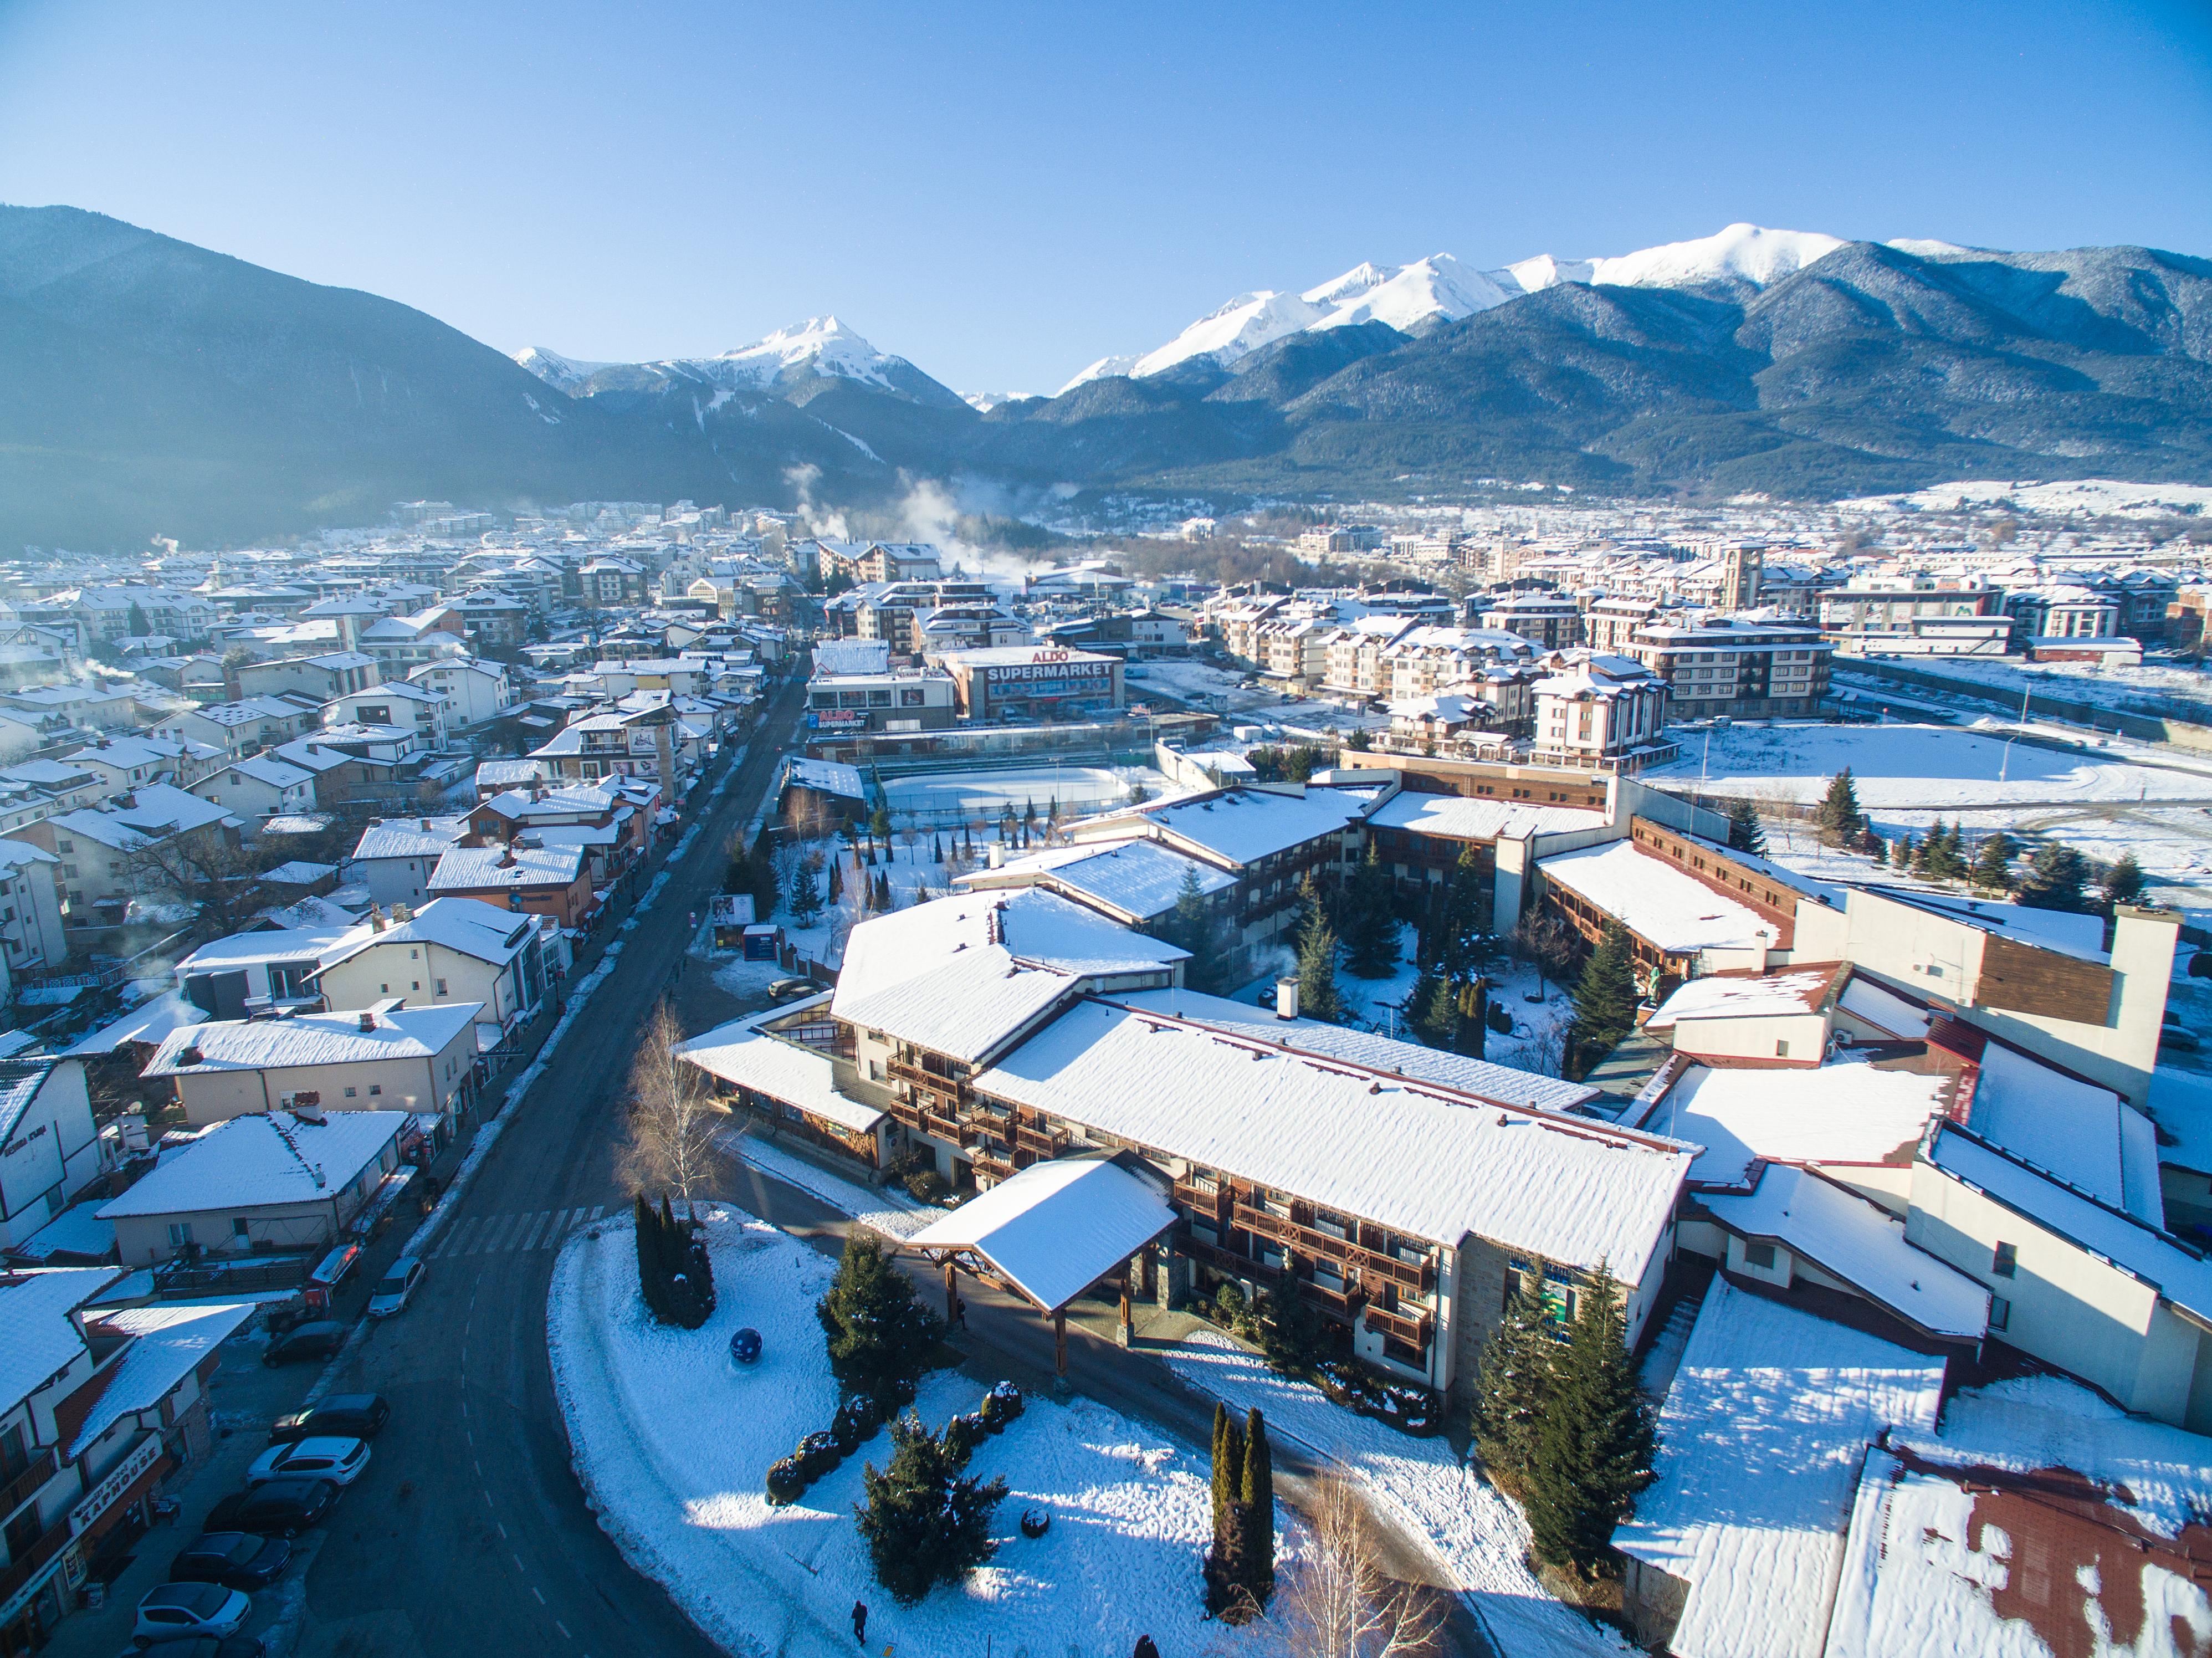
[617, 1002, 730, 1207]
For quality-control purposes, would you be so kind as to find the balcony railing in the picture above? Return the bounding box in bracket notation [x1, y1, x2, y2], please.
[0, 1449, 56, 1522]
[1174, 1178, 1230, 1219]
[1233, 1202, 1434, 1293]
[888, 1058, 967, 1102]
[1361, 1302, 1434, 1350]
[1013, 1124, 1066, 1159]
[0, 1509, 72, 1605]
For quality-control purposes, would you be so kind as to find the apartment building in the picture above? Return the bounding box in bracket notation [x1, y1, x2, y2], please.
[1625, 613, 1831, 719]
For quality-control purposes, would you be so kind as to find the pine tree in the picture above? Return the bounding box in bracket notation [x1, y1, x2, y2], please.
[1347, 726, 1373, 752]
[869, 801, 892, 841]
[2102, 851, 2148, 910]
[1164, 866, 1213, 974]
[1932, 822, 1969, 881]
[1523, 1272, 1657, 1578]
[1971, 831, 2014, 891]
[633, 1193, 669, 1321]
[816, 1234, 945, 1410]
[1570, 919, 1638, 1069]
[1436, 844, 1487, 980]
[1896, 831, 1916, 871]
[1473, 1269, 1557, 1495]
[1210, 1404, 1242, 1544]
[1294, 902, 1343, 1024]
[1238, 1408, 1275, 1604]
[1723, 798, 1767, 857]
[854, 1413, 1008, 1604]
[1870, 836, 1888, 868]
[1816, 769, 1865, 845]
[1339, 843, 1400, 979]
[826, 861, 842, 904]
[1413, 973, 1463, 1052]
[2016, 843, 2093, 913]
[126, 599, 151, 637]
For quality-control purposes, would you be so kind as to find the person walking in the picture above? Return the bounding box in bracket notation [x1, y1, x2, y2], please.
[851, 1601, 868, 1646]
[952, 1294, 968, 1331]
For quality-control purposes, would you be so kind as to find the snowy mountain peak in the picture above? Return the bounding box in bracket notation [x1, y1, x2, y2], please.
[511, 345, 615, 393]
[513, 315, 919, 398]
[1060, 224, 1857, 391]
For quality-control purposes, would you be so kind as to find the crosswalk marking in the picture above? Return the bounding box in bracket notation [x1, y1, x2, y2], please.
[426, 1204, 606, 1261]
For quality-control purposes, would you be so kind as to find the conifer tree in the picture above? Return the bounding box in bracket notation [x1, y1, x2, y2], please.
[1295, 902, 1343, 1024]
[1436, 844, 1487, 980]
[2016, 842, 2093, 913]
[1724, 798, 1767, 857]
[1870, 836, 1888, 868]
[1895, 831, 1916, 871]
[1240, 1408, 1276, 1604]
[1570, 919, 1638, 1069]
[1348, 727, 1373, 751]
[1816, 769, 1865, 845]
[854, 1414, 1007, 1604]
[1210, 1404, 1242, 1544]
[633, 1193, 669, 1321]
[1473, 1269, 1557, 1495]
[1523, 1272, 1656, 1577]
[1972, 831, 2014, 891]
[1412, 973, 1463, 1053]
[1340, 843, 1400, 979]
[817, 1234, 944, 1410]
[826, 860, 842, 904]
[2102, 851, 2148, 910]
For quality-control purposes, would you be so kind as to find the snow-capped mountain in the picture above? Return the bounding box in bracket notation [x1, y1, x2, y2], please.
[513, 315, 959, 403]
[1058, 224, 1850, 392]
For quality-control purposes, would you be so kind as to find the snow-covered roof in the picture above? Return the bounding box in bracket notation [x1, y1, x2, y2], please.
[1087, 784, 1377, 869]
[12, 1200, 115, 1262]
[677, 1008, 883, 1134]
[984, 837, 1236, 922]
[1702, 1165, 1989, 1339]
[782, 756, 866, 800]
[64, 989, 205, 1057]
[1366, 790, 1602, 842]
[1612, 1280, 1948, 1658]
[906, 1154, 1176, 1313]
[1626, 1055, 1951, 1188]
[1644, 966, 1841, 1031]
[175, 925, 353, 975]
[429, 842, 584, 892]
[143, 1001, 483, 1076]
[1538, 840, 1781, 955]
[352, 816, 470, 861]
[214, 754, 314, 789]
[1925, 1122, 2212, 1323]
[975, 998, 1689, 1274]
[69, 1300, 256, 1456]
[1105, 986, 1599, 1114]
[1967, 1040, 2162, 1225]
[315, 897, 538, 973]
[1836, 974, 1928, 1038]
[99, 1110, 408, 1218]
[0, 1266, 123, 1416]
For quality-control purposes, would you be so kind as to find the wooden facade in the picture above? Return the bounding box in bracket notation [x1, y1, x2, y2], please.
[1976, 933, 2117, 1024]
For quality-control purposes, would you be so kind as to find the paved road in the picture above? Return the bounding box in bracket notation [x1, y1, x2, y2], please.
[291, 678, 803, 1658]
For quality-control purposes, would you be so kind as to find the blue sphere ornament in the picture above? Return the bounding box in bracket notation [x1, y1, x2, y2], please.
[729, 1327, 763, 1365]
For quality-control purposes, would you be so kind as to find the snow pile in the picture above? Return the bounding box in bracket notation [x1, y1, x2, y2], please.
[1164, 1329, 1627, 1658]
[548, 1211, 1267, 1658]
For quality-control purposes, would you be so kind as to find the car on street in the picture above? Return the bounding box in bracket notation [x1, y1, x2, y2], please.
[201, 1478, 338, 1537]
[367, 1257, 426, 1317]
[132, 1584, 250, 1646]
[260, 1321, 347, 1367]
[269, 1394, 388, 1443]
[167, 1532, 291, 1590]
[766, 978, 818, 1001]
[246, 1437, 369, 1487]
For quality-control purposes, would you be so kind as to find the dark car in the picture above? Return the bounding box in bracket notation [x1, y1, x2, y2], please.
[269, 1394, 389, 1444]
[261, 1322, 347, 1367]
[168, 1532, 291, 1590]
[125, 1637, 265, 1658]
[201, 1478, 338, 1538]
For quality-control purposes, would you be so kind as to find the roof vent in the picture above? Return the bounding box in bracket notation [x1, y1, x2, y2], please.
[359, 1011, 377, 1032]
[178, 1046, 203, 1067]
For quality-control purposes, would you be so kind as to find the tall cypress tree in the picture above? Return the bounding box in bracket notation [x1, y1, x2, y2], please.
[1204, 1406, 1248, 1617]
[1523, 1272, 1657, 1577]
[1473, 1270, 1556, 1495]
[1210, 1404, 1241, 1542]
[633, 1193, 667, 1320]
[1238, 1408, 1274, 1604]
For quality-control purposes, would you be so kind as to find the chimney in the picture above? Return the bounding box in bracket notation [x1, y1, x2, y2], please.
[988, 843, 1005, 869]
[498, 843, 518, 868]
[418, 817, 430, 832]
[1276, 977, 1299, 1021]
[359, 1011, 377, 1032]
[369, 905, 387, 933]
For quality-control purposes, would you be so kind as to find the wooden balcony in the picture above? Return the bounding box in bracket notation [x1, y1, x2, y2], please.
[1233, 1202, 1434, 1294]
[1361, 1302, 1434, 1349]
[0, 1447, 55, 1521]
[1174, 1178, 1231, 1220]
[888, 1058, 968, 1102]
[1013, 1124, 1066, 1159]
[884, 1096, 924, 1132]
[1181, 1236, 1269, 1279]
[0, 1509, 71, 1604]
[973, 1147, 1013, 1180]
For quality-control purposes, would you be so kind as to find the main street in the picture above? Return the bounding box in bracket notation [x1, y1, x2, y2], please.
[290, 677, 802, 1658]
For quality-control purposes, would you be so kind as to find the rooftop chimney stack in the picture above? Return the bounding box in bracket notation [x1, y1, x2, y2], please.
[1276, 978, 1299, 1021]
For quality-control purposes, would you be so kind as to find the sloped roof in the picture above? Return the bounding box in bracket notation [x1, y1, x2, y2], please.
[905, 1155, 1174, 1312]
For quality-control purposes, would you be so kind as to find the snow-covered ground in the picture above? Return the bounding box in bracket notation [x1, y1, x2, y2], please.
[723, 1132, 933, 1240]
[772, 824, 1023, 970]
[883, 764, 1172, 824]
[1163, 1329, 1627, 1658]
[1845, 651, 2212, 723]
[549, 1210, 1280, 1658]
[1648, 721, 2212, 809]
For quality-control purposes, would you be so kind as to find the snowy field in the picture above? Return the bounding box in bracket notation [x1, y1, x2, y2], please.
[1164, 1331, 1627, 1658]
[549, 1210, 1279, 1658]
[883, 764, 1171, 824]
[1648, 721, 2212, 809]
[1839, 477, 2212, 520]
[1851, 652, 2212, 721]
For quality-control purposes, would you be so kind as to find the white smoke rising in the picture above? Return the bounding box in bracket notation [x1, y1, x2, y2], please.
[782, 463, 851, 541]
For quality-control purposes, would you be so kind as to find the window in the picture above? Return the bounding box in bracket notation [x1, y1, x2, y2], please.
[380, 982, 389, 994]
[1990, 1296, 2010, 1331]
[436, 978, 448, 996]
[1774, 1039, 1790, 1058]
[1743, 1241, 1777, 1270]
[233, 1217, 251, 1237]
[344, 1086, 357, 1098]
[1992, 1242, 2018, 1278]
[168, 1221, 193, 1246]
[55, 838, 73, 853]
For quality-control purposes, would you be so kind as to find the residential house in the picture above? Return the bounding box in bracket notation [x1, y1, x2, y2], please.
[5, 787, 240, 917]
[0, 1058, 107, 1251]
[426, 841, 596, 928]
[347, 817, 470, 908]
[407, 660, 511, 727]
[142, 1002, 484, 1126]
[323, 682, 449, 746]
[311, 899, 562, 1032]
[233, 651, 381, 703]
[186, 755, 318, 828]
[0, 842, 68, 976]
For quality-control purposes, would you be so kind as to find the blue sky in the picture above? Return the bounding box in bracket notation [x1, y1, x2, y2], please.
[2, 0, 2208, 393]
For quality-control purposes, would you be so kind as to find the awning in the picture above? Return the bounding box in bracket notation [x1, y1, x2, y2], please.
[905, 1153, 1175, 1314]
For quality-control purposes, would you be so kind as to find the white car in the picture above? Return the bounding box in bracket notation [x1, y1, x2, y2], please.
[367, 1257, 427, 1318]
[245, 1436, 370, 1488]
[133, 1583, 250, 1645]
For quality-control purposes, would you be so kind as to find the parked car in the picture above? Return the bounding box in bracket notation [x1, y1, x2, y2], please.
[168, 1533, 291, 1590]
[246, 1437, 369, 1488]
[126, 1637, 264, 1658]
[262, 1321, 347, 1367]
[2162, 1026, 2201, 1052]
[132, 1583, 250, 1646]
[367, 1258, 426, 1318]
[201, 1478, 338, 1538]
[269, 1394, 388, 1444]
[766, 978, 817, 1001]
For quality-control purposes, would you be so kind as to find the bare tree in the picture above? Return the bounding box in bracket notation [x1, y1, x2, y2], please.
[122, 826, 272, 938]
[617, 1003, 732, 1206]
[1274, 1478, 1442, 1658]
